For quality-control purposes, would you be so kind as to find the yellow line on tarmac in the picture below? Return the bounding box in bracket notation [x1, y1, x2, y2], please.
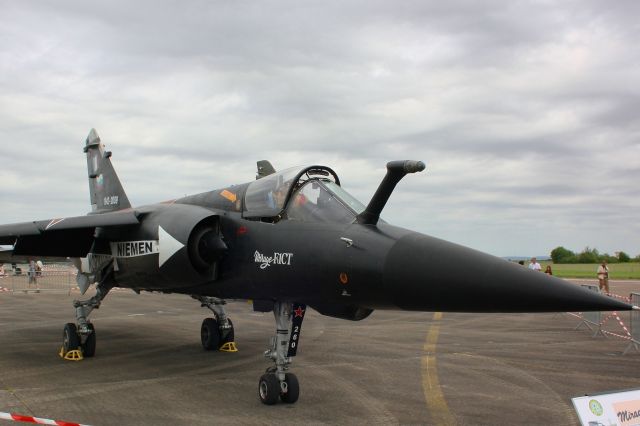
[422, 312, 456, 425]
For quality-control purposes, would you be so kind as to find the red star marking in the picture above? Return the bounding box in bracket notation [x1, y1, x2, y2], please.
[293, 307, 305, 318]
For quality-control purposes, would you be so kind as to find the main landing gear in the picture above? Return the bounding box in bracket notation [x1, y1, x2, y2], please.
[259, 301, 306, 405]
[60, 282, 112, 361]
[193, 296, 237, 352]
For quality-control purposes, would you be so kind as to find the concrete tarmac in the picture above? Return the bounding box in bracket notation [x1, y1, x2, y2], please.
[0, 281, 639, 425]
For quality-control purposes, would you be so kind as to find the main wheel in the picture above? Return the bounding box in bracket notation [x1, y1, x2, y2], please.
[220, 318, 235, 344]
[201, 318, 220, 350]
[63, 323, 80, 353]
[82, 323, 96, 357]
[280, 373, 299, 403]
[258, 373, 280, 405]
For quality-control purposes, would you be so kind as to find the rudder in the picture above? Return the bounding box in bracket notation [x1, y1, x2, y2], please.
[84, 129, 131, 212]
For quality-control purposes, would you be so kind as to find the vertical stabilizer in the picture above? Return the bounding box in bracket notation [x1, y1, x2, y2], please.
[256, 160, 276, 179]
[84, 129, 131, 213]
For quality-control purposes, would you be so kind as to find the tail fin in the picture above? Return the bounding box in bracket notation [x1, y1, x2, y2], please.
[256, 160, 276, 179]
[84, 129, 131, 213]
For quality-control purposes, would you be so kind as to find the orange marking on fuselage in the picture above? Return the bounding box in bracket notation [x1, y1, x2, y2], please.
[220, 190, 237, 202]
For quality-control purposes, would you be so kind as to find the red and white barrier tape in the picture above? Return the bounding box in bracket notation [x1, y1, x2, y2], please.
[600, 312, 617, 325]
[601, 330, 635, 341]
[0, 286, 10, 292]
[608, 311, 632, 338]
[598, 311, 631, 336]
[572, 308, 635, 342]
[0, 411, 90, 426]
[606, 292, 632, 303]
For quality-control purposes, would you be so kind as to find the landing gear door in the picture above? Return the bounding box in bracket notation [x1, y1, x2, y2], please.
[287, 303, 306, 357]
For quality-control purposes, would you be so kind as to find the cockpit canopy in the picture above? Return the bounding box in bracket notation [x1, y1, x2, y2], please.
[243, 165, 365, 223]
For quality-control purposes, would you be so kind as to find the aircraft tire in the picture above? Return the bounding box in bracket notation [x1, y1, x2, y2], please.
[63, 323, 80, 352]
[201, 318, 220, 350]
[82, 323, 96, 357]
[280, 373, 299, 404]
[220, 318, 235, 345]
[258, 373, 280, 405]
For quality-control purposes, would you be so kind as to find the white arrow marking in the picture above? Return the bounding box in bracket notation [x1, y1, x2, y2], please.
[158, 226, 184, 267]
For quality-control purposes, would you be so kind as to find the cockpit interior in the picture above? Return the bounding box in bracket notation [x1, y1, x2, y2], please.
[243, 166, 365, 223]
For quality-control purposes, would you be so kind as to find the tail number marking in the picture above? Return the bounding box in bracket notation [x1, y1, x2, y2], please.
[103, 195, 120, 206]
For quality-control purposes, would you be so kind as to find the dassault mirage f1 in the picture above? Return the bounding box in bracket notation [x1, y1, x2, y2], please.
[0, 129, 632, 405]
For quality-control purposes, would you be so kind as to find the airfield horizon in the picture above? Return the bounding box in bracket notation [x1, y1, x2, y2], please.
[536, 261, 640, 280]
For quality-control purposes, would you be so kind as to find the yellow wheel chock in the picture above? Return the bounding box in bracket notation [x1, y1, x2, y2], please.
[219, 342, 238, 352]
[59, 346, 84, 361]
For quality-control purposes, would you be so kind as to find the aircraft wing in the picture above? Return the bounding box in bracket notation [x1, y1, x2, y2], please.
[0, 210, 140, 258]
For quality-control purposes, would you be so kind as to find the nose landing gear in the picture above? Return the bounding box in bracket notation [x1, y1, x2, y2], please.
[259, 301, 306, 405]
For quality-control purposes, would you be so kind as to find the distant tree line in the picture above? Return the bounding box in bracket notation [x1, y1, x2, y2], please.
[550, 246, 638, 264]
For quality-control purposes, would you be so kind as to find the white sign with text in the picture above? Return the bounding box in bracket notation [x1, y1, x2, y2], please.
[573, 388, 640, 426]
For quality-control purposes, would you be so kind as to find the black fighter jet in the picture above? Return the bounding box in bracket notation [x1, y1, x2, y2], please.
[0, 129, 632, 405]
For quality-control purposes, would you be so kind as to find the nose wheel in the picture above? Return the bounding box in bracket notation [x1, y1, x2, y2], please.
[258, 373, 280, 405]
[280, 372, 300, 403]
[259, 371, 299, 405]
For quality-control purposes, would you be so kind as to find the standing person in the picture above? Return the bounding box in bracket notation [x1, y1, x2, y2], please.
[28, 260, 40, 292]
[544, 265, 553, 275]
[36, 259, 43, 277]
[528, 257, 542, 272]
[597, 260, 609, 294]
[28, 259, 37, 289]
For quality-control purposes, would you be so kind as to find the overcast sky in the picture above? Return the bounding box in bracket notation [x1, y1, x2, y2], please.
[1, 1, 638, 257]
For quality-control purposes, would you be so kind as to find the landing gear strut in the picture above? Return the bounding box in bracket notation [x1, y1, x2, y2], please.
[61, 281, 112, 360]
[193, 296, 237, 352]
[259, 301, 306, 405]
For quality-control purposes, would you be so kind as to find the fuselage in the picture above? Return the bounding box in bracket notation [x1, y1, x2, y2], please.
[96, 175, 632, 318]
[100, 176, 410, 315]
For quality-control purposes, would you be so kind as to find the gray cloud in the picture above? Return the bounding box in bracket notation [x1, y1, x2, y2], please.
[1, 0, 639, 257]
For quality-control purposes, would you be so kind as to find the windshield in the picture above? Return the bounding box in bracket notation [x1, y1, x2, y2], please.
[287, 180, 364, 224]
[322, 181, 366, 214]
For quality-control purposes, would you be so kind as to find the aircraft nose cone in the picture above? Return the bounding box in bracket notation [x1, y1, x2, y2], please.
[383, 233, 631, 313]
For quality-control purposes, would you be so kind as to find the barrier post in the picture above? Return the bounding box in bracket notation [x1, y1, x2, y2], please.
[623, 293, 640, 355]
[574, 284, 603, 335]
[11, 265, 16, 293]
